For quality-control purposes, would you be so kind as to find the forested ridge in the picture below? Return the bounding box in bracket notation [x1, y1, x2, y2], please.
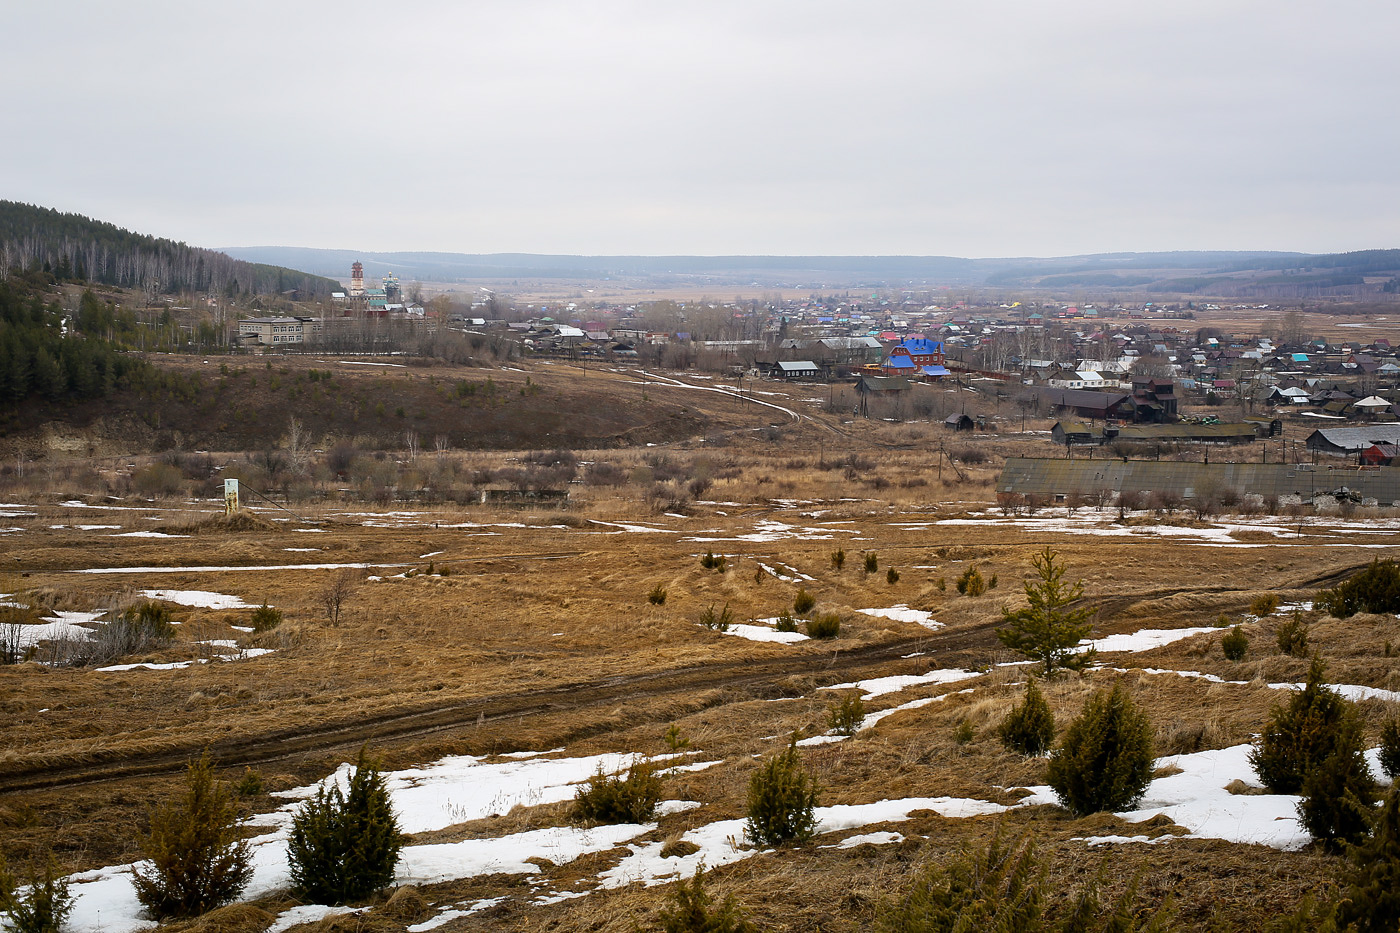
[0, 274, 152, 410]
[0, 201, 339, 299]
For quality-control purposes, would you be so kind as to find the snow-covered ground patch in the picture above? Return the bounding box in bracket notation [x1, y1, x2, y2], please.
[822, 668, 981, 699]
[1079, 626, 1218, 654]
[720, 623, 809, 644]
[829, 831, 905, 848]
[112, 531, 188, 539]
[684, 519, 857, 543]
[14, 610, 106, 647]
[859, 605, 940, 629]
[95, 648, 275, 673]
[139, 590, 251, 610]
[588, 520, 674, 534]
[73, 562, 408, 575]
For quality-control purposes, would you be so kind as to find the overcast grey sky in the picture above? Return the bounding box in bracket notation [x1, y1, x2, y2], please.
[6, 1, 1396, 258]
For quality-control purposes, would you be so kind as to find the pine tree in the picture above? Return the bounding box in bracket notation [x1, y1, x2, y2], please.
[1046, 681, 1155, 816]
[745, 739, 819, 847]
[287, 746, 404, 904]
[997, 678, 1056, 756]
[131, 751, 253, 919]
[996, 547, 1096, 676]
[1250, 658, 1366, 795]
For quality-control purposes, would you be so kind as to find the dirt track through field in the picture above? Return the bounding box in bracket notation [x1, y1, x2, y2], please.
[0, 627, 1001, 796]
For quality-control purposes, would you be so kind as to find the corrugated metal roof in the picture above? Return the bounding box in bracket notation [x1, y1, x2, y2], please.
[1307, 425, 1400, 453]
[999, 458, 1400, 504]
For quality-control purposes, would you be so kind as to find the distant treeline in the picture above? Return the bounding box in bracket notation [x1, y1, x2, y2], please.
[0, 273, 149, 407]
[0, 201, 339, 299]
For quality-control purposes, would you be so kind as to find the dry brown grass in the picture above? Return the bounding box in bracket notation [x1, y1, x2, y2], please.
[1, 433, 1395, 929]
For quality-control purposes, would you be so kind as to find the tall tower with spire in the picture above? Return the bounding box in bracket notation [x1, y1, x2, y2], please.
[350, 261, 365, 297]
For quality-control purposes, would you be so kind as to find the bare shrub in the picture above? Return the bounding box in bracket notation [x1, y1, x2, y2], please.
[320, 570, 360, 626]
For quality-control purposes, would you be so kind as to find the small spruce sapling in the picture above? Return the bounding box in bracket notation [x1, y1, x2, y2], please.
[656, 866, 758, 933]
[1046, 681, 1154, 816]
[0, 852, 75, 933]
[996, 547, 1096, 677]
[806, 612, 841, 639]
[573, 758, 664, 824]
[287, 746, 403, 905]
[1380, 717, 1400, 780]
[1276, 615, 1309, 657]
[827, 691, 865, 736]
[997, 678, 1056, 756]
[745, 739, 819, 847]
[132, 751, 253, 919]
[664, 724, 690, 752]
[956, 566, 986, 596]
[1221, 626, 1250, 662]
[1251, 658, 1368, 795]
[250, 604, 283, 632]
[698, 603, 734, 632]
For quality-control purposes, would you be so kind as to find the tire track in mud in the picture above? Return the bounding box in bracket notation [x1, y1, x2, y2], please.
[0, 630, 995, 795]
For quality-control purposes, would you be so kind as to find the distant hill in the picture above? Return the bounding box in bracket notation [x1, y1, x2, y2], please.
[221, 246, 1338, 292]
[0, 202, 340, 299]
[221, 245, 1400, 299]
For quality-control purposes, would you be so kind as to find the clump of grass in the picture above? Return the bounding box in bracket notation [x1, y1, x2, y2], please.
[953, 719, 975, 745]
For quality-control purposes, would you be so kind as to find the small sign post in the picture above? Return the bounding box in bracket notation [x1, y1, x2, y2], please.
[224, 478, 240, 516]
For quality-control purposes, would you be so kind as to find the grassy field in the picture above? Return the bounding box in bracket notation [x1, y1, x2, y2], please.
[0, 377, 1396, 932]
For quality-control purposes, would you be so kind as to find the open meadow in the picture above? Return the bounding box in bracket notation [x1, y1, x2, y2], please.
[1, 372, 1398, 932]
